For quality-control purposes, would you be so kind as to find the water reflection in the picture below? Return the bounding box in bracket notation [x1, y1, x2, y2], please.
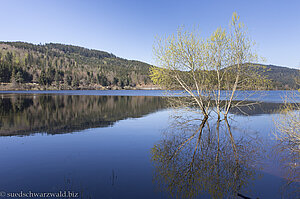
[0, 92, 299, 198]
[151, 116, 263, 199]
[0, 94, 166, 136]
[229, 102, 286, 115]
[164, 95, 290, 116]
[273, 102, 300, 196]
[0, 94, 292, 137]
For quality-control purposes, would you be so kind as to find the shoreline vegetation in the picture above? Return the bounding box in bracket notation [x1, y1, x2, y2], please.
[0, 42, 154, 91]
[0, 82, 161, 91]
[2, 83, 300, 91]
[0, 41, 299, 91]
[1, 82, 299, 91]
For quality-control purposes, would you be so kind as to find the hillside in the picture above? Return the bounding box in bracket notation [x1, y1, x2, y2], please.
[0, 42, 299, 90]
[258, 64, 299, 89]
[0, 42, 154, 90]
[229, 63, 299, 90]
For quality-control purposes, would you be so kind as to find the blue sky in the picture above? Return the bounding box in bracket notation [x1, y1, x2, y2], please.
[0, 0, 299, 68]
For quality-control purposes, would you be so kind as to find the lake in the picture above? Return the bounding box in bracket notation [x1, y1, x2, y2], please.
[0, 90, 299, 199]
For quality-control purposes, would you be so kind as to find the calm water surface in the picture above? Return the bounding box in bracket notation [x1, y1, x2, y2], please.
[0, 90, 299, 198]
[1, 90, 300, 103]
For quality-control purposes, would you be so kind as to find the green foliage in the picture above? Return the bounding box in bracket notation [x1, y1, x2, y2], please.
[97, 74, 108, 86]
[150, 12, 273, 118]
[72, 76, 79, 87]
[0, 42, 152, 89]
[0, 63, 12, 82]
[39, 70, 49, 85]
[15, 71, 24, 84]
[150, 13, 299, 93]
[0, 41, 297, 90]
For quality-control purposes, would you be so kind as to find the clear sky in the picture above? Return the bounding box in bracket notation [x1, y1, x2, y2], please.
[0, 0, 299, 68]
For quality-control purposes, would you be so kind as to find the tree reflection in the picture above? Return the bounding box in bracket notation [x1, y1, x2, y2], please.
[0, 93, 289, 137]
[151, 116, 262, 199]
[273, 96, 300, 196]
[0, 94, 166, 136]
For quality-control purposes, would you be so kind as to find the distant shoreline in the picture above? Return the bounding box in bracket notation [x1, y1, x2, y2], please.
[0, 82, 161, 91]
[1, 83, 299, 92]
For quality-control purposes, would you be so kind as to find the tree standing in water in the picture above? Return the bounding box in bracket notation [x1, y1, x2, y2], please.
[150, 12, 267, 119]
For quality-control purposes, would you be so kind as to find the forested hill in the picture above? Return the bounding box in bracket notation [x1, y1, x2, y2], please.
[0, 41, 153, 90]
[0, 41, 299, 90]
[258, 64, 299, 89]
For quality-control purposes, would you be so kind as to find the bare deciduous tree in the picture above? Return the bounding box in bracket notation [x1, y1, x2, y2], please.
[150, 12, 268, 119]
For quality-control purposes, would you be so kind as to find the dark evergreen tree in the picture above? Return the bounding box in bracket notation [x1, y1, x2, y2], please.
[15, 71, 24, 84]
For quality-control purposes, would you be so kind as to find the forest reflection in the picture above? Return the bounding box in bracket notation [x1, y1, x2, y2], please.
[151, 116, 263, 199]
[0, 94, 166, 136]
[0, 93, 292, 137]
